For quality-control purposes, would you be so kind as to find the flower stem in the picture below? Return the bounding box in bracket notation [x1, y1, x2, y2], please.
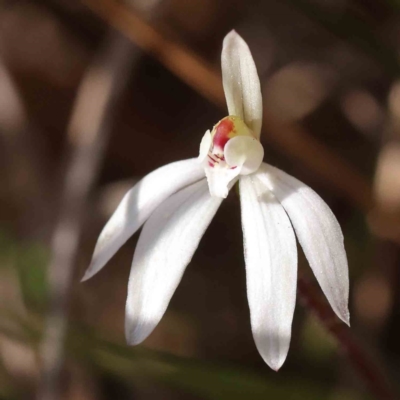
[297, 273, 396, 400]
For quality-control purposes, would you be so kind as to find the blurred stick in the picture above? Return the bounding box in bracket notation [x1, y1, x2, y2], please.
[81, 0, 373, 212]
[298, 274, 396, 400]
[284, 0, 400, 78]
[0, 60, 52, 240]
[38, 31, 137, 400]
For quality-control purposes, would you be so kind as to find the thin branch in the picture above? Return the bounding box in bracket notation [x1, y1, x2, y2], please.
[0, 60, 52, 240]
[297, 274, 396, 400]
[81, 0, 373, 212]
[38, 31, 137, 400]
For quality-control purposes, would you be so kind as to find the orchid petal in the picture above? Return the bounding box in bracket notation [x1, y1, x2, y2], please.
[204, 165, 239, 198]
[198, 129, 212, 163]
[125, 179, 222, 344]
[259, 163, 350, 325]
[221, 31, 263, 139]
[240, 174, 297, 371]
[82, 159, 205, 281]
[225, 136, 264, 175]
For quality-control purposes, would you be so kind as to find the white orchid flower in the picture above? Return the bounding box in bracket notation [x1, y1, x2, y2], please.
[82, 30, 349, 371]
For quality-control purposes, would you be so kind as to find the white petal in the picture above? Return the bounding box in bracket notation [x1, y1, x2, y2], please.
[204, 164, 239, 198]
[258, 163, 350, 325]
[198, 129, 212, 163]
[125, 179, 222, 344]
[82, 159, 205, 281]
[240, 174, 297, 371]
[221, 31, 263, 139]
[224, 136, 264, 175]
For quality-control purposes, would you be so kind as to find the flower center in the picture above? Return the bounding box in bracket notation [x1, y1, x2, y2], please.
[208, 116, 254, 168]
[198, 115, 264, 198]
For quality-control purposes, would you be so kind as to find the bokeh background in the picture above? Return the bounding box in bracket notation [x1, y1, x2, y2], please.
[1, 0, 400, 399]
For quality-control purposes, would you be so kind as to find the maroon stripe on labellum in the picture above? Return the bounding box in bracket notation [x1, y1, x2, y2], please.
[213, 118, 234, 150]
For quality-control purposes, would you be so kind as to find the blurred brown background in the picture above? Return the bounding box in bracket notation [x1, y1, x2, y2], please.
[1, 0, 400, 399]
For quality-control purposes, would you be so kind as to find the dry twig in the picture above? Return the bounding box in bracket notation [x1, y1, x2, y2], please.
[298, 274, 396, 400]
[38, 31, 137, 400]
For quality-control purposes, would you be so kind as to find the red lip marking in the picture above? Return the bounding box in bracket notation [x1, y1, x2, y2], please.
[213, 118, 234, 150]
